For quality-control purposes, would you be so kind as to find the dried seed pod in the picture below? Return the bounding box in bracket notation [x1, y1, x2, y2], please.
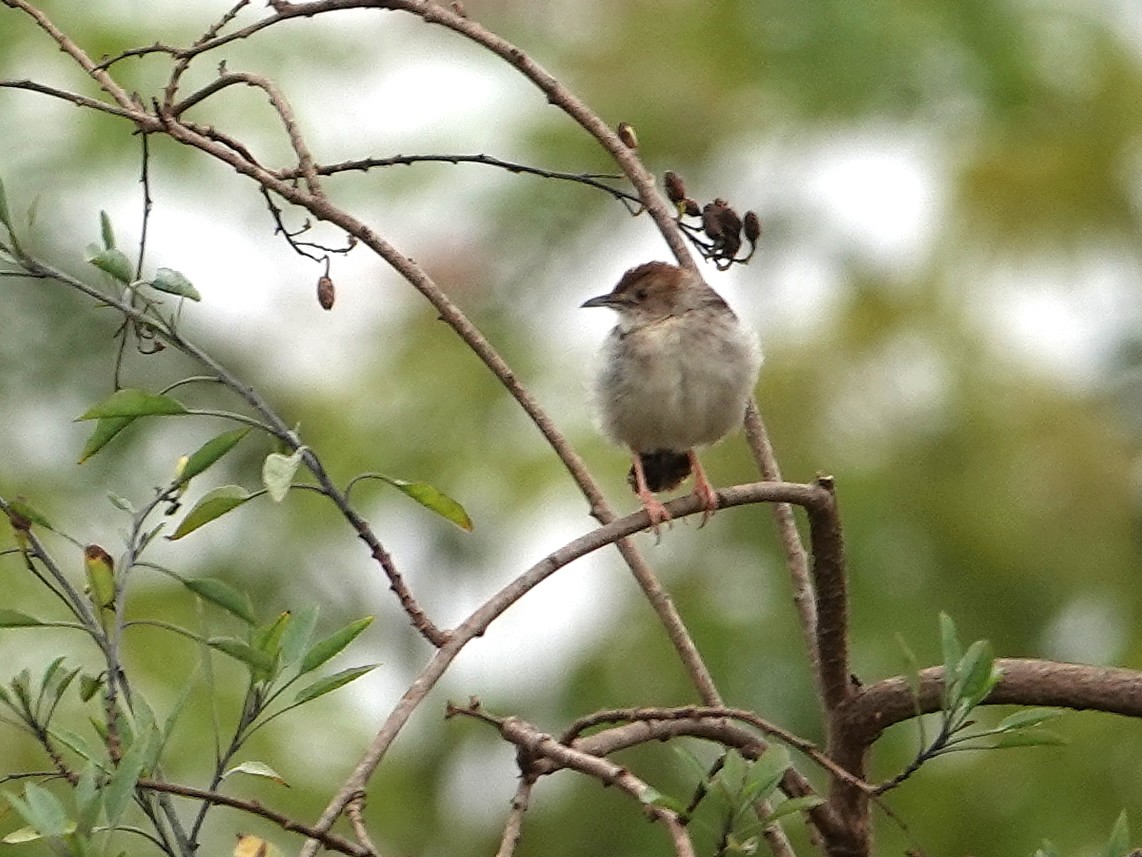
[617, 122, 638, 150]
[702, 201, 728, 242]
[683, 198, 700, 217]
[317, 275, 335, 310]
[744, 210, 762, 244]
[664, 171, 686, 204]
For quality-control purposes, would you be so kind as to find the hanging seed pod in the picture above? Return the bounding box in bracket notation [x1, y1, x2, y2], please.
[317, 275, 335, 310]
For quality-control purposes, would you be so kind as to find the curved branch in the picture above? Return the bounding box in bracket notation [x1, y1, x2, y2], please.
[841, 658, 1142, 746]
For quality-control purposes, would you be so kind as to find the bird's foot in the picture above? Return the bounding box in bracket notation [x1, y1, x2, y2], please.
[688, 452, 720, 527]
[637, 490, 672, 538]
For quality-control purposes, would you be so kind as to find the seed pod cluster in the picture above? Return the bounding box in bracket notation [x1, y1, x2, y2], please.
[663, 171, 761, 269]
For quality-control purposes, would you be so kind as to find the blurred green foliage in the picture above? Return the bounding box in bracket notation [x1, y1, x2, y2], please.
[2, 1, 1142, 855]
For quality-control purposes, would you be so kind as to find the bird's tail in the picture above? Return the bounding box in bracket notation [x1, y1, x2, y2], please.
[628, 450, 691, 494]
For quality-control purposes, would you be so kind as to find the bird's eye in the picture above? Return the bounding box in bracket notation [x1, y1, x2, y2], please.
[634, 288, 647, 300]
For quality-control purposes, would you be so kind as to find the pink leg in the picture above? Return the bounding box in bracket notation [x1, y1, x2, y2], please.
[631, 451, 671, 535]
[687, 450, 719, 527]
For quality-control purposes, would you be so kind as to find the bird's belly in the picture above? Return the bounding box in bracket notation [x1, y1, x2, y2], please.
[597, 338, 754, 452]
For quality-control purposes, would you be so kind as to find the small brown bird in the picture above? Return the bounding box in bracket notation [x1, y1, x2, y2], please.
[582, 261, 762, 531]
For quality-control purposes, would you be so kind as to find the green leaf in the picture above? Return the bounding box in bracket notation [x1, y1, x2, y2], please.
[939, 612, 962, 694]
[760, 794, 826, 824]
[177, 428, 250, 485]
[954, 640, 996, 710]
[49, 728, 97, 763]
[207, 636, 276, 675]
[74, 765, 101, 836]
[182, 577, 257, 624]
[222, 761, 289, 786]
[150, 267, 201, 301]
[371, 474, 473, 531]
[993, 730, 1067, 749]
[99, 210, 115, 250]
[638, 786, 686, 814]
[85, 245, 133, 284]
[169, 485, 251, 540]
[2, 825, 44, 844]
[255, 612, 290, 659]
[78, 674, 103, 703]
[0, 174, 12, 231]
[12, 782, 71, 838]
[77, 389, 187, 420]
[292, 664, 376, 706]
[103, 721, 158, 826]
[0, 609, 45, 627]
[741, 745, 790, 805]
[299, 617, 374, 674]
[79, 416, 135, 463]
[106, 493, 136, 514]
[280, 604, 319, 669]
[7, 497, 53, 530]
[262, 449, 305, 503]
[997, 708, 1064, 731]
[1103, 810, 1129, 857]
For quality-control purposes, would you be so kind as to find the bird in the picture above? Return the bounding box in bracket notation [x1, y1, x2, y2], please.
[581, 261, 762, 532]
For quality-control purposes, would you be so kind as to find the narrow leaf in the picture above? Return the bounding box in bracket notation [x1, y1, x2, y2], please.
[77, 389, 187, 420]
[1103, 809, 1129, 857]
[0, 609, 45, 627]
[262, 449, 305, 503]
[85, 245, 133, 284]
[99, 210, 115, 249]
[761, 795, 826, 824]
[299, 616, 374, 674]
[939, 612, 962, 689]
[638, 786, 686, 814]
[280, 604, 319, 669]
[103, 723, 156, 826]
[255, 612, 291, 658]
[292, 665, 376, 706]
[21, 782, 71, 837]
[150, 267, 201, 301]
[993, 730, 1067, 749]
[222, 761, 289, 787]
[182, 577, 257, 624]
[178, 428, 250, 485]
[954, 640, 996, 709]
[169, 485, 250, 540]
[741, 745, 790, 805]
[373, 474, 472, 531]
[997, 708, 1063, 732]
[2, 825, 43, 844]
[207, 636, 276, 675]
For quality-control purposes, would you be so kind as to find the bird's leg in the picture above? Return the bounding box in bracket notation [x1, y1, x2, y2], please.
[687, 450, 719, 526]
[630, 450, 671, 535]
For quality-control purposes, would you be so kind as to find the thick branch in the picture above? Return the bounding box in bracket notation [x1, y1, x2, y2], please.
[841, 658, 1142, 746]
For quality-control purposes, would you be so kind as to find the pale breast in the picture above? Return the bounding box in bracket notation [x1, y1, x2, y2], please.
[594, 311, 762, 452]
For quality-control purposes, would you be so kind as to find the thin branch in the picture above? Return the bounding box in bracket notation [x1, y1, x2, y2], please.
[743, 400, 820, 710]
[557, 706, 873, 795]
[283, 153, 642, 209]
[171, 72, 323, 197]
[295, 480, 828, 850]
[138, 778, 370, 856]
[493, 778, 533, 857]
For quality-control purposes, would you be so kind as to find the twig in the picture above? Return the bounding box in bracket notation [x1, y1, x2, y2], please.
[138, 778, 370, 856]
[493, 778, 533, 857]
[743, 400, 820, 709]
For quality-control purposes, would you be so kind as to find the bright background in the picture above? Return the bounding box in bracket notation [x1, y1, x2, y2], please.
[2, 1, 1142, 854]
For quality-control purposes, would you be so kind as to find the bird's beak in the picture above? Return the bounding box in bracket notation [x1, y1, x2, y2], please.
[581, 293, 620, 309]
